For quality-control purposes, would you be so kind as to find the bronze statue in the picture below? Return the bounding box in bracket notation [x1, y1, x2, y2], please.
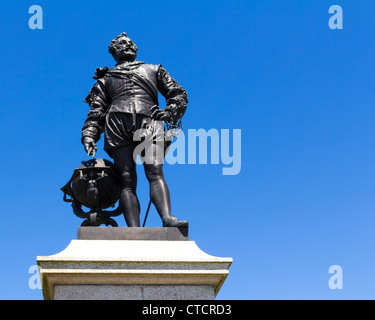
[77, 32, 188, 228]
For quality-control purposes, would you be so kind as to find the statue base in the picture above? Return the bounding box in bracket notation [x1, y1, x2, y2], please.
[37, 228, 232, 300]
[77, 226, 189, 241]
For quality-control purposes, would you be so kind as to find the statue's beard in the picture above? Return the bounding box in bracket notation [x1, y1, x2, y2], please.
[114, 48, 137, 62]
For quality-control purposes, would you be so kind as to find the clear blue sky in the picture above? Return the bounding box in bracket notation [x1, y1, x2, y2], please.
[1, 0, 374, 300]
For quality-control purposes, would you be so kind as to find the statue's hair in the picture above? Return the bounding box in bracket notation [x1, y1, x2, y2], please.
[108, 32, 129, 55]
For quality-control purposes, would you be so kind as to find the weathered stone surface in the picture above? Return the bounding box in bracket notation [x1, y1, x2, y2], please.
[54, 284, 214, 300]
[77, 227, 189, 241]
[37, 239, 232, 300]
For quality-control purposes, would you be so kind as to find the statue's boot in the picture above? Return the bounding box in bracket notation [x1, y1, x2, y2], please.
[162, 215, 189, 228]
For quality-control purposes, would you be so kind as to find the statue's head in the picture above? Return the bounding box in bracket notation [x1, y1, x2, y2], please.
[108, 32, 138, 63]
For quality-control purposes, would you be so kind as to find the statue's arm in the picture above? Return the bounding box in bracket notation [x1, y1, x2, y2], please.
[81, 79, 110, 144]
[157, 66, 188, 124]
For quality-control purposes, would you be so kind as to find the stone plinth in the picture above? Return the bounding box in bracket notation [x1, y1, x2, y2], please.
[37, 228, 232, 300]
[77, 227, 189, 241]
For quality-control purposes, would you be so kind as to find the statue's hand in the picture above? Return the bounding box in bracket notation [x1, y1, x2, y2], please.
[83, 137, 97, 158]
[164, 103, 183, 125]
[150, 105, 171, 122]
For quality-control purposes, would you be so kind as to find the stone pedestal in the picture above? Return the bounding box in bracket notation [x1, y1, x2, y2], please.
[37, 228, 232, 300]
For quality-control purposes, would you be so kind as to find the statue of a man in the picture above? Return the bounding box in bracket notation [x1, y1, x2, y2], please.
[81, 32, 188, 228]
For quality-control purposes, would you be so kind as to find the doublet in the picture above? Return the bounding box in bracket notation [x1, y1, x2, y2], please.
[82, 60, 188, 143]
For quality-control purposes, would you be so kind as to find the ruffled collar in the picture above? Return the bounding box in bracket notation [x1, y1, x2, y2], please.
[114, 60, 145, 70]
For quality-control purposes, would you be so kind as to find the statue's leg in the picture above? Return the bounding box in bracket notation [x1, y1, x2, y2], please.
[113, 145, 141, 227]
[143, 142, 188, 227]
[142, 142, 171, 221]
[144, 162, 172, 221]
